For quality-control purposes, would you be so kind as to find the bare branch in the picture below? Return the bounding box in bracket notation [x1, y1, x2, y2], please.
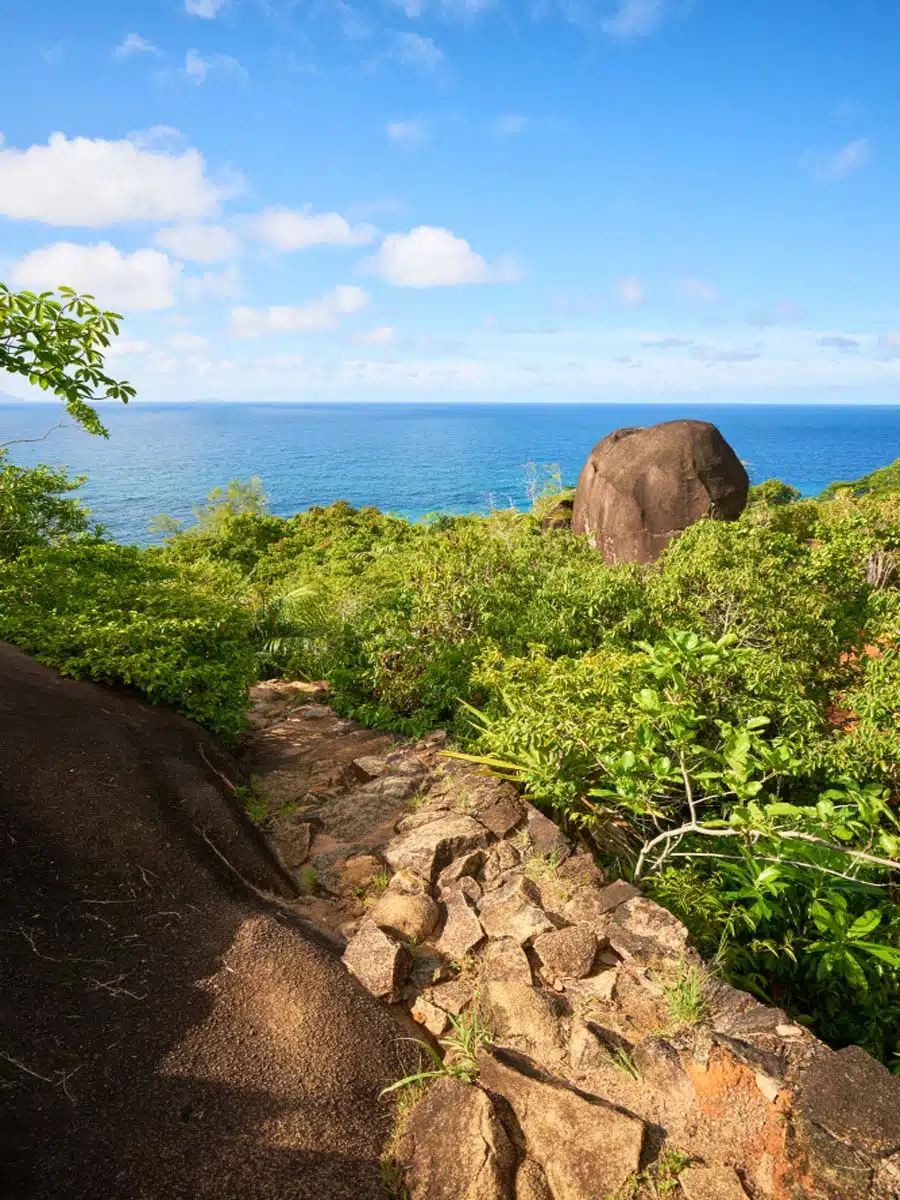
[777, 829, 900, 873]
[0, 419, 70, 450]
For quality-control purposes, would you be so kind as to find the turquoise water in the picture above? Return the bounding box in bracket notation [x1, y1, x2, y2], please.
[2, 401, 899, 545]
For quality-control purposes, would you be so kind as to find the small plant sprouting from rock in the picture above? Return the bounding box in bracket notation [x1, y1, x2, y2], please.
[380, 1072, 427, 1200]
[360, 868, 391, 907]
[449, 952, 477, 978]
[606, 1148, 692, 1199]
[296, 865, 317, 893]
[662, 959, 710, 1029]
[606, 1045, 641, 1081]
[523, 848, 563, 882]
[380, 1001, 492, 1098]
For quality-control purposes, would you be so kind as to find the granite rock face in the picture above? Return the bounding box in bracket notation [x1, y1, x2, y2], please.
[571, 419, 749, 563]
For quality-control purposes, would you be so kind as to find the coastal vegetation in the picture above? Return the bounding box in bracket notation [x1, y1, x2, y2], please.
[2, 284, 899, 1067]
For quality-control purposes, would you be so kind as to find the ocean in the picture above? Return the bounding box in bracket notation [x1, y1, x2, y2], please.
[2, 401, 899, 546]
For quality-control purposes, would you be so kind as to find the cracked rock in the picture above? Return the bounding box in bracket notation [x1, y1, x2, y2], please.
[478, 876, 555, 945]
[435, 892, 485, 961]
[533, 925, 597, 980]
[384, 815, 490, 883]
[342, 923, 410, 1002]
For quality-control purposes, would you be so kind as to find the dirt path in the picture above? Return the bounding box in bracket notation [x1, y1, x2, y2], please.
[0, 645, 410, 1200]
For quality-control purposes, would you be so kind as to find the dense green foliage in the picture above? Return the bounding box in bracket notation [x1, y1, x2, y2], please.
[2, 310, 899, 1068]
[142, 470, 900, 1065]
[0, 541, 255, 736]
[0, 451, 94, 559]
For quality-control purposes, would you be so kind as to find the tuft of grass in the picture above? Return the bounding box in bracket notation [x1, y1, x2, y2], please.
[380, 1072, 428, 1200]
[379, 1001, 492, 1098]
[296, 865, 317, 893]
[606, 1045, 641, 1081]
[661, 959, 710, 1029]
[449, 952, 477, 978]
[234, 782, 269, 824]
[355, 867, 392, 906]
[523, 848, 563, 882]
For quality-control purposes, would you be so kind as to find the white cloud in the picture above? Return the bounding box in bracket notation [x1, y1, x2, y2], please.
[387, 119, 430, 147]
[247, 207, 374, 250]
[155, 222, 238, 262]
[105, 338, 152, 356]
[820, 137, 871, 181]
[367, 226, 516, 288]
[679, 277, 717, 303]
[169, 332, 210, 351]
[616, 275, 644, 306]
[11, 242, 179, 311]
[182, 49, 247, 84]
[231, 285, 370, 337]
[183, 263, 241, 301]
[0, 132, 227, 226]
[115, 33, 161, 58]
[602, 0, 666, 37]
[185, 0, 227, 15]
[356, 325, 396, 344]
[490, 114, 526, 137]
[392, 32, 443, 71]
[391, 0, 494, 17]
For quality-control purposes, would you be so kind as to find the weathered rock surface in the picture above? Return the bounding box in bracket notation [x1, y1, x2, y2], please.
[384, 815, 490, 883]
[480, 937, 533, 988]
[478, 1048, 646, 1200]
[268, 812, 312, 868]
[368, 891, 440, 943]
[435, 892, 485, 960]
[797, 1045, 900, 1155]
[484, 981, 566, 1066]
[571, 419, 749, 564]
[563, 878, 638, 928]
[478, 792, 524, 839]
[411, 994, 449, 1036]
[397, 1078, 516, 1200]
[523, 802, 571, 860]
[342, 923, 410, 1001]
[429, 978, 475, 1016]
[679, 1164, 750, 1200]
[533, 924, 597, 980]
[514, 1159, 554, 1200]
[478, 876, 556, 944]
[608, 895, 690, 960]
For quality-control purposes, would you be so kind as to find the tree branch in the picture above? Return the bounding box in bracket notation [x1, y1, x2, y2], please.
[0, 419, 70, 450]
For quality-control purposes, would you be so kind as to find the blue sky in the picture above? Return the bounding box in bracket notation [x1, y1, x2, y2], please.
[1, 0, 899, 402]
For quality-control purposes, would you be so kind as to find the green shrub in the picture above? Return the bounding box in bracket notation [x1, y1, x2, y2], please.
[0, 542, 255, 737]
[0, 452, 94, 559]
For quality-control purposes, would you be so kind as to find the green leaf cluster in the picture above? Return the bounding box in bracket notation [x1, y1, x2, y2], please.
[1, 284, 135, 436]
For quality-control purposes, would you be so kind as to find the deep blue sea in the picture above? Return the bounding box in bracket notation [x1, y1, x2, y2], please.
[2, 401, 900, 546]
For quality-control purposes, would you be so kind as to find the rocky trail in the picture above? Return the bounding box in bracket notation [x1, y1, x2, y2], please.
[2, 654, 898, 1200]
[243, 681, 900, 1200]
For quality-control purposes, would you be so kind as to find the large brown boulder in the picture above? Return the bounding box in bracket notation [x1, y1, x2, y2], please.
[571, 419, 749, 563]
